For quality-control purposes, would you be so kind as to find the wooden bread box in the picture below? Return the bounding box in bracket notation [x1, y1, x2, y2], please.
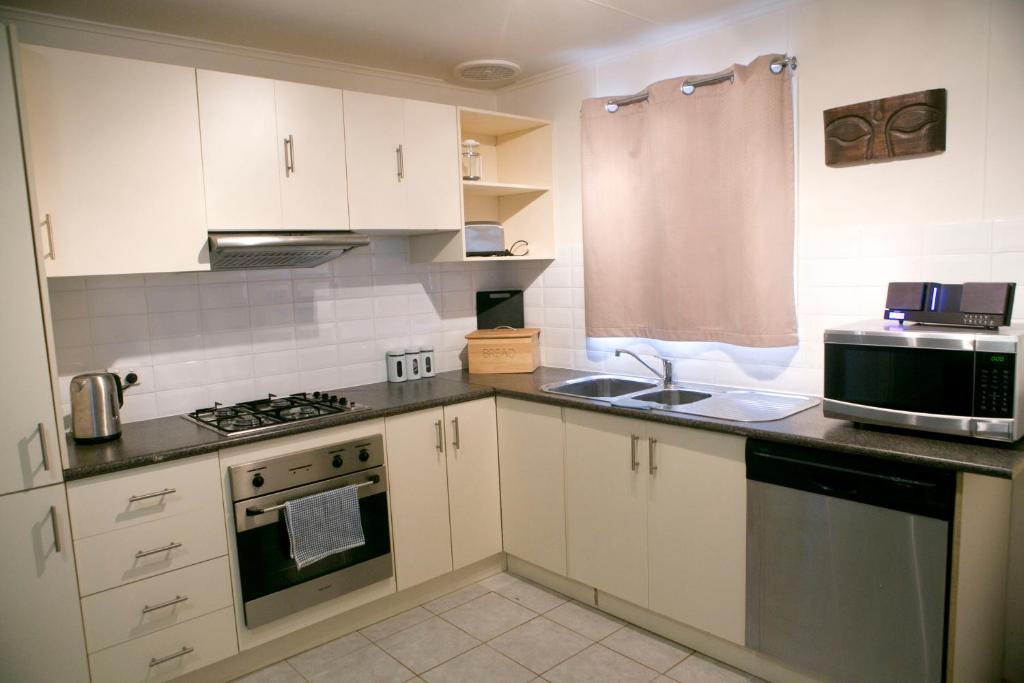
[465, 328, 540, 374]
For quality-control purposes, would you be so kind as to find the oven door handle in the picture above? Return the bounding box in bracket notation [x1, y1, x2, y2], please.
[245, 476, 380, 516]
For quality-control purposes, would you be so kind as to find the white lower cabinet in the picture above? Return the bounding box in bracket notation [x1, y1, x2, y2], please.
[386, 398, 501, 590]
[564, 408, 747, 644]
[0, 484, 89, 683]
[496, 397, 567, 575]
[88, 607, 238, 682]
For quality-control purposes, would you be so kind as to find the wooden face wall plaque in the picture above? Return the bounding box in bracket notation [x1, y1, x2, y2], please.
[823, 88, 946, 167]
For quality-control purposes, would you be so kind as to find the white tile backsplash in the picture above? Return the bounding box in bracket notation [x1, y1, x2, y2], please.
[50, 237, 532, 423]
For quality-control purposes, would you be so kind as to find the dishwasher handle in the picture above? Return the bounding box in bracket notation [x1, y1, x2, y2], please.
[746, 439, 955, 521]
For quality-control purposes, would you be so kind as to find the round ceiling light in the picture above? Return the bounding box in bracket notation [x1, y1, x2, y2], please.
[453, 59, 522, 86]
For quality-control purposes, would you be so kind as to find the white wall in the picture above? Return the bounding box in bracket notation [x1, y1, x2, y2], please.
[497, 0, 1024, 395]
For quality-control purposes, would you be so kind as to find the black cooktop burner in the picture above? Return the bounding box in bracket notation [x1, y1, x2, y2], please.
[184, 391, 369, 436]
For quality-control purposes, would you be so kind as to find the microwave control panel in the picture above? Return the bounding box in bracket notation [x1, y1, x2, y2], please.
[975, 352, 1016, 418]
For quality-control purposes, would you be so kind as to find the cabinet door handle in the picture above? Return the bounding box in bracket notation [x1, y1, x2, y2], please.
[284, 134, 295, 176]
[396, 144, 404, 181]
[648, 437, 658, 475]
[630, 434, 639, 472]
[142, 594, 189, 614]
[38, 422, 51, 472]
[135, 541, 182, 559]
[42, 213, 55, 260]
[434, 419, 444, 453]
[129, 488, 177, 503]
[149, 646, 194, 667]
[49, 505, 62, 553]
[451, 417, 461, 450]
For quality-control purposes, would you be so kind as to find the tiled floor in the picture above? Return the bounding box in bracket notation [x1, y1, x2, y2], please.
[235, 572, 762, 683]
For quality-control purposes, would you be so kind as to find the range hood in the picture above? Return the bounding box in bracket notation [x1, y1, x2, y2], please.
[208, 231, 370, 270]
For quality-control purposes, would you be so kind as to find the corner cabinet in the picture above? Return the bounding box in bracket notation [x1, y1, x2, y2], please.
[343, 91, 461, 232]
[385, 398, 501, 590]
[19, 45, 208, 276]
[196, 70, 349, 231]
[563, 408, 747, 645]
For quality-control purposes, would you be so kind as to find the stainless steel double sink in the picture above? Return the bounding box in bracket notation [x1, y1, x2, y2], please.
[540, 374, 820, 422]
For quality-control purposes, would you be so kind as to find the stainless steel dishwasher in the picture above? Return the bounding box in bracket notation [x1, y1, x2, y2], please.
[745, 439, 955, 683]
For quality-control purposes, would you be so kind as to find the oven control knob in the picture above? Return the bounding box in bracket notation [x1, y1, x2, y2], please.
[252, 473, 264, 488]
[332, 454, 343, 468]
[358, 449, 370, 462]
[313, 391, 321, 399]
[339, 397, 349, 406]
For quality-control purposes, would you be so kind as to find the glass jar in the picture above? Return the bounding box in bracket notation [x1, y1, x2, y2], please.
[461, 139, 482, 181]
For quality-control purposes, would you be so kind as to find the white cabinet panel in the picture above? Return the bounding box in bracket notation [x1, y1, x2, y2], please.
[21, 45, 207, 276]
[445, 398, 502, 569]
[197, 69, 282, 230]
[647, 424, 746, 644]
[343, 90, 405, 230]
[496, 397, 566, 575]
[402, 98, 461, 230]
[275, 80, 349, 229]
[385, 407, 453, 589]
[564, 409, 648, 607]
[0, 31, 61, 495]
[0, 484, 90, 682]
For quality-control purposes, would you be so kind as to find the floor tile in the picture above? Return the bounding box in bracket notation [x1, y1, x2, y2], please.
[491, 576, 568, 613]
[306, 643, 416, 683]
[489, 616, 592, 674]
[544, 643, 660, 683]
[361, 606, 434, 641]
[479, 572, 521, 592]
[601, 625, 692, 673]
[421, 644, 535, 683]
[440, 592, 537, 641]
[423, 583, 491, 614]
[288, 631, 372, 678]
[378, 616, 481, 674]
[665, 654, 756, 683]
[232, 660, 304, 683]
[545, 601, 623, 641]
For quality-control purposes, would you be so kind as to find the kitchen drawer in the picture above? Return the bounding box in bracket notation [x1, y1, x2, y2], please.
[81, 556, 233, 653]
[88, 607, 237, 683]
[74, 505, 228, 596]
[67, 454, 221, 539]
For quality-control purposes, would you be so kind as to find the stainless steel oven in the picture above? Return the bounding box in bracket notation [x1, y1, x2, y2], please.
[228, 435, 392, 628]
[823, 320, 1024, 442]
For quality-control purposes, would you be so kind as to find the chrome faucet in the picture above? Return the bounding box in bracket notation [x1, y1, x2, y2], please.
[614, 349, 673, 386]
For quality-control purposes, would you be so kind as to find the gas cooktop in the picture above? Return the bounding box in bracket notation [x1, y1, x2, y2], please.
[183, 392, 370, 437]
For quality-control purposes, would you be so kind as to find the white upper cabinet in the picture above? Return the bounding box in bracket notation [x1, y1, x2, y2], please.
[196, 70, 282, 230]
[197, 71, 349, 231]
[344, 91, 461, 232]
[20, 45, 208, 276]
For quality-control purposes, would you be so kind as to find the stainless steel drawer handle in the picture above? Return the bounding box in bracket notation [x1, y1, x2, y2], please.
[142, 594, 189, 614]
[284, 134, 295, 176]
[630, 434, 640, 472]
[451, 417, 461, 450]
[38, 422, 51, 472]
[50, 505, 62, 553]
[42, 213, 55, 260]
[129, 488, 177, 503]
[434, 419, 444, 453]
[149, 646, 194, 667]
[135, 541, 182, 559]
[396, 144, 405, 181]
[648, 437, 658, 475]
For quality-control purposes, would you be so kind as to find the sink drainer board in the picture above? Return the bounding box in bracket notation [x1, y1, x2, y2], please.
[665, 391, 819, 422]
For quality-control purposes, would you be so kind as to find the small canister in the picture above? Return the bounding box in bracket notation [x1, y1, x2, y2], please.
[406, 348, 422, 380]
[386, 350, 406, 383]
[420, 346, 436, 377]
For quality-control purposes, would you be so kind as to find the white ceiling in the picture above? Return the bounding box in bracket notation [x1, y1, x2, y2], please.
[5, 0, 764, 86]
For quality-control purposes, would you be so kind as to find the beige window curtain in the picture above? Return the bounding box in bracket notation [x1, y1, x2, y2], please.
[581, 54, 796, 347]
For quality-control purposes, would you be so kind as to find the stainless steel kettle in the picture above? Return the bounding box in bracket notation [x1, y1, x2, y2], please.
[70, 371, 138, 443]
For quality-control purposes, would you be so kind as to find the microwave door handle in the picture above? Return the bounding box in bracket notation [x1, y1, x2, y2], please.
[245, 476, 379, 516]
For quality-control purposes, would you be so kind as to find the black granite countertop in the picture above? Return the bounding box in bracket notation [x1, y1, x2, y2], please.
[65, 366, 1024, 481]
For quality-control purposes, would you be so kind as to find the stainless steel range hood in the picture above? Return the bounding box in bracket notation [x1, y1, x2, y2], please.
[208, 231, 370, 270]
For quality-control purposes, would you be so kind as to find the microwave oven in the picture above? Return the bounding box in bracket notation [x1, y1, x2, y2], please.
[823, 320, 1023, 442]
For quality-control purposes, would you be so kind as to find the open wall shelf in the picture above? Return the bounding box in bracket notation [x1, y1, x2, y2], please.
[410, 107, 555, 263]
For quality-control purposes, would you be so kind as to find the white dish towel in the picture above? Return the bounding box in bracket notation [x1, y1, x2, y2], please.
[284, 485, 366, 570]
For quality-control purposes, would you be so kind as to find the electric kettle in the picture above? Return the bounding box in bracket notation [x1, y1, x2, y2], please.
[70, 370, 139, 443]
